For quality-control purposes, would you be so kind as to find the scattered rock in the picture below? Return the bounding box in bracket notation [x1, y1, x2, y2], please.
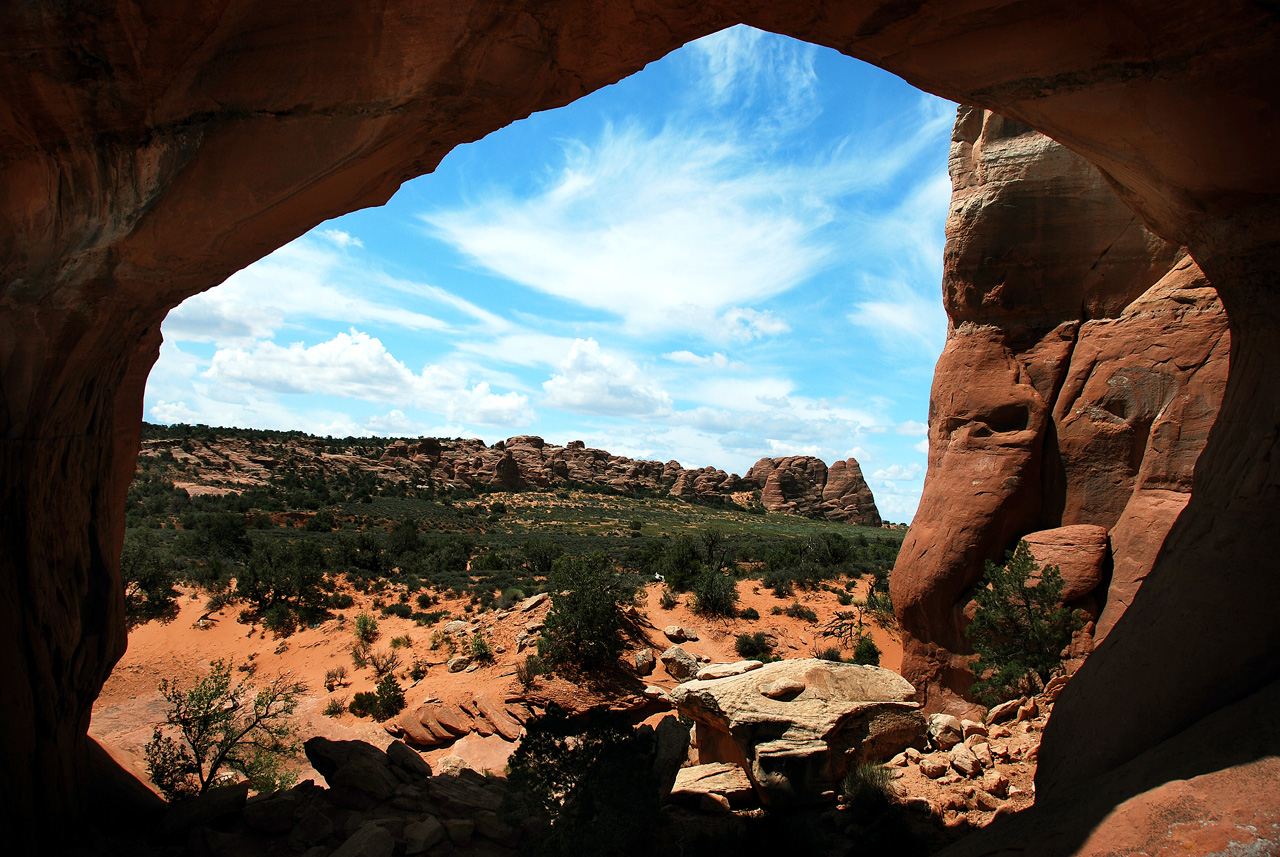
[928, 714, 964, 750]
[442, 620, 473, 635]
[332, 823, 395, 857]
[443, 817, 474, 846]
[673, 763, 755, 803]
[682, 627, 699, 642]
[759, 678, 806, 699]
[983, 769, 1010, 798]
[634, 649, 656, 676]
[664, 625, 686, 643]
[447, 656, 471, 673]
[695, 660, 762, 681]
[972, 742, 994, 768]
[660, 645, 698, 681]
[1016, 698, 1039, 723]
[386, 740, 433, 779]
[518, 593, 549, 612]
[961, 719, 988, 739]
[986, 699, 1023, 725]
[404, 817, 445, 854]
[920, 756, 949, 779]
[1043, 674, 1070, 702]
[950, 743, 982, 777]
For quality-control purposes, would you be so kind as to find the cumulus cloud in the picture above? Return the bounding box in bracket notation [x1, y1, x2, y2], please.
[542, 338, 673, 417]
[914, 438, 930, 454]
[872, 462, 924, 481]
[320, 228, 363, 248]
[896, 420, 928, 435]
[205, 330, 532, 426]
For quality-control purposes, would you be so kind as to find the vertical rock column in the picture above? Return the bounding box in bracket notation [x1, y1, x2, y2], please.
[0, 300, 162, 829]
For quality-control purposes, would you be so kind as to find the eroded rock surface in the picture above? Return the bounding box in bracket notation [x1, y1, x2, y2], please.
[892, 109, 1231, 709]
[671, 659, 926, 804]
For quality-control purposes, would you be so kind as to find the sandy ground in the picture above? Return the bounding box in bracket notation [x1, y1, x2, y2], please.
[93, 575, 901, 789]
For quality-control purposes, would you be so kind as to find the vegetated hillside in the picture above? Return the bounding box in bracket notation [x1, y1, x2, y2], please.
[133, 422, 888, 525]
[122, 424, 903, 634]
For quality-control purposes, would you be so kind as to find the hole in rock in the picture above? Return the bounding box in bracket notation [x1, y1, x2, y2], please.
[102, 23, 953, 836]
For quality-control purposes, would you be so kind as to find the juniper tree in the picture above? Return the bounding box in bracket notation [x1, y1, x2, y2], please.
[965, 540, 1083, 704]
[144, 660, 305, 800]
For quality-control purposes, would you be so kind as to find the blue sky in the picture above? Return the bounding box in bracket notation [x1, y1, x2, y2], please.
[144, 26, 954, 522]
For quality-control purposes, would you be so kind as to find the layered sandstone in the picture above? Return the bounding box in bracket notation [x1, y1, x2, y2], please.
[145, 430, 881, 524]
[1, 0, 1279, 849]
[892, 109, 1231, 708]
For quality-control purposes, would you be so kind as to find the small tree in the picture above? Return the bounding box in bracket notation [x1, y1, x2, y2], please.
[966, 540, 1083, 704]
[120, 529, 179, 627]
[539, 553, 638, 670]
[691, 570, 738, 618]
[144, 660, 305, 801]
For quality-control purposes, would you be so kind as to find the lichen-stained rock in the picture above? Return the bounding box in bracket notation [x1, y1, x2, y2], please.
[671, 659, 926, 805]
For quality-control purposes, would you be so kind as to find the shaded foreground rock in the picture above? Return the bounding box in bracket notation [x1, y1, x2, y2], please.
[671, 659, 926, 805]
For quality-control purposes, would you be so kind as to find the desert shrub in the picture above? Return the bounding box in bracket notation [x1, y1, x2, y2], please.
[144, 660, 303, 800]
[966, 540, 1082, 704]
[815, 646, 843, 662]
[504, 706, 663, 857]
[853, 635, 881, 666]
[763, 568, 795, 597]
[348, 692, 379, 718]
[381, 602, 412, 619]
[517, 654, 545, 689]
[658, 587, 679, 610]
[367, 649, 402, 678]
[739, 606, 760, 621]
[415, 591, 437, 609]
[520, 539, 565, 578]
[354, 612, 379, 645]
[692, 570, 738, 618]
[414, 610, 448, 626]
[783, 601, 818, 623]
[735, 632, 773, 660]
[840, 763, 893, 823]
[323, 667, 347, 692]
[409, 658, 428, 682]
[469, 633, 494, 663]
[261, 603, 296, 637]
[389, 634, 412, 649]
[323, 697, 347, 717]
[539, 553, 639, 671]
[327, 592, 355, 609]
[373, 674, 405, 719]
[496, 587, 526, 610]
[350, 642, 369, 670]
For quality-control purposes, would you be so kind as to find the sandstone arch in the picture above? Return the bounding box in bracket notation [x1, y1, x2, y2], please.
[2, 0, 1278, 848]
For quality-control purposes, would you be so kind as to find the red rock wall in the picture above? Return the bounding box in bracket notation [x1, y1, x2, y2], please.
[0, 0, 1278, 845]
[891, 108, 1231, 708]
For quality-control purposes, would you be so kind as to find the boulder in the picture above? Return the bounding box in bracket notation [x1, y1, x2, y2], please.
[651, 716, 692, 802]
[983, 769, 1010, 798]
[303, 738, 400, 809]
[928, 714, 964, 750]
[950, 743, 982, 777]
[760, 678, 806, 699]
[660, 645, 698, 681]
[404, 817, 445, 854]
[695, 660, 763, 681]
[332, 823, 395, 857]
[386, 740, 433, 780]
[663, 625, 686, 643]
[634, 649, 656, 676]
[920, 756, 950, 779]
[986, 699, 1022, 726]
[670, 763, 755, 806]
[447, 656, 471, 673]
[1020, 525, 1109, 602]
[671, 659, 926, 805]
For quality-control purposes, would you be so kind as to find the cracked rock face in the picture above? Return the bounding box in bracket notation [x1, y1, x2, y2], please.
[671, 659, 927, 805]
[891, 109, 1231, 710]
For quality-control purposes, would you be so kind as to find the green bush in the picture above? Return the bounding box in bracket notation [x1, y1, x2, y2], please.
[469, 632, 494, 663]
[739, 606, 760, 621]
[966, 540, 1082, 704]
[538, 554, 638, 671]
[735, 632, 773, 660]
[853, 635, 881, 666]
[389, 635, 412, 649]
[691, 570, 738, 618]
[840, 763, 893, 823]
[815, 646, 843, 662]
[120, 529, 179, 628]
[354, 612, 379, 644]
[381, 603, 412, 619]
[783, 601, 818, 623]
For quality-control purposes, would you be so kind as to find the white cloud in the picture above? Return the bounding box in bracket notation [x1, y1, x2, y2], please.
[720, 307, 790, 342]
[913, 438, 930, 454]
[205, 330, 532, 426]
[896, 420, 928, 436]
[848, 277, 948, 354]
[164, 237, 451, 345]
[320, 228, 363, 248]
[150, 400, 198, 423]
[664, 350, 736, 369]
[542, 338, 673, 417]
[872, 463, 924, 481]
